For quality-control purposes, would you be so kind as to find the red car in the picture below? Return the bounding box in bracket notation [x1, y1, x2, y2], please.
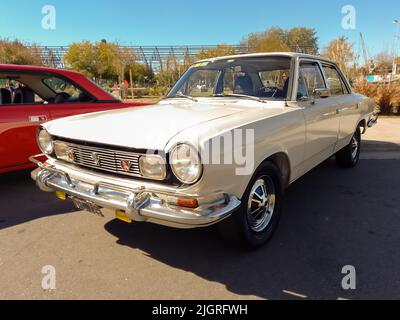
[0, 64, 148, 174]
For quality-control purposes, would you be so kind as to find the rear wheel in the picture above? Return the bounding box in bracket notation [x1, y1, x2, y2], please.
[336, 128, 361, 168]
[218, 161, 284, 249]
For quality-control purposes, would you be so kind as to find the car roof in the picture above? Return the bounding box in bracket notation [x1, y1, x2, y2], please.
[0, 64, 82, 76]
[0, 64, 116, 101]
[195, 52, 335, 65]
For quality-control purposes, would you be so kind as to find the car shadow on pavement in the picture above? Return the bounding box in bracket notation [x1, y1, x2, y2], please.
[362, 140, 400, 152]
[104, 158, 400, 300]
[0, 169, 75, 230]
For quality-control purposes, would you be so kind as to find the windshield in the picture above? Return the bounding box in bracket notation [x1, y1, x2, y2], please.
[167, 56, 292, 101]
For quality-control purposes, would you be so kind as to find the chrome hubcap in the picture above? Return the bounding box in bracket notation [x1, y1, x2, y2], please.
[351, 134, 359, 159]
[247, 177, 276, 233]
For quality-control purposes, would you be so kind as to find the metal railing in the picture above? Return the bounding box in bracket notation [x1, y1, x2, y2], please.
[34, 45, 316, 71]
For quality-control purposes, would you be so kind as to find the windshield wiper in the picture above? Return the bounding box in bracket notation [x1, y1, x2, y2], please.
[212, 93, 267, 103]
[170, 92, 198, 102]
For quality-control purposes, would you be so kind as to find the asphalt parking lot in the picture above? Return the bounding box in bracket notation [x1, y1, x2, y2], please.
[0, 150, 399, 300]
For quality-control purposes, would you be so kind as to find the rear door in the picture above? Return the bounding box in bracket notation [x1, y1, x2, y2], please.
[0, 102, 49, 170]
[321, 64, 360, 152]
[297, 60, 340, 168]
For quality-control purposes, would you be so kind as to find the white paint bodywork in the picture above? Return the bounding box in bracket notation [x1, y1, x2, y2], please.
[41, 53, 377, 202]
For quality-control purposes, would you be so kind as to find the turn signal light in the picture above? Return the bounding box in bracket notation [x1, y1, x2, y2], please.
[175, 197, 199, 209]
[167, 196, 199, 209]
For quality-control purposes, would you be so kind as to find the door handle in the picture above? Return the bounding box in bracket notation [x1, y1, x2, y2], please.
[29, 115, 48, 123]
[336, 108, 340, 115]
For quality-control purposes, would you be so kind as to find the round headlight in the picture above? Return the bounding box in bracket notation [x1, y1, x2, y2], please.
[170, 144, 202, 184]
[37, 128, 53, 155]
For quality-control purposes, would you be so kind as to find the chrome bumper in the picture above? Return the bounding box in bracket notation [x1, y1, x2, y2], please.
[368, 113, 379, 128]
[30, 156, 241, 229]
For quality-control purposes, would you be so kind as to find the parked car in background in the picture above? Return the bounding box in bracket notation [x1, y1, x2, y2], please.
[31, 53, 378, 248]
[0, 64, 148, 173]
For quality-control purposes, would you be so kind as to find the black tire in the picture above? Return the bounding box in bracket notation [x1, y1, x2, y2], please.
[335, 128, 361, 168]
[218, 161, 284, 249]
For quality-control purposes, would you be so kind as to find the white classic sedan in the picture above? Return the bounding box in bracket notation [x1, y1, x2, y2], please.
[31, 53, 378, 248]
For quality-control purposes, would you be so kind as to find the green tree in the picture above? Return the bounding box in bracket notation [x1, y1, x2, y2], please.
[156, 71, 174, 87]
[64, 41, 98, 78]
[196, 44, 237, 60]
[242, 27, 290, 53]
[287, 27, 318, 54]
[96, 41, 122, 80]
[241, 27, 318, 54]
[64, 40, 136, 81]
[124, 63, 154, 85]
[0, 39, 42, 65]
[322, 36, 355, 77]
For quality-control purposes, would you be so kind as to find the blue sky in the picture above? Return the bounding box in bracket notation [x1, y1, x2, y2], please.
[1, 0, 399, 57]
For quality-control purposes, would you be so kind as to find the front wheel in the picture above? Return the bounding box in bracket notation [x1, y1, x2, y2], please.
[336, 128, 361, 168]
[218, 161, 284, 249]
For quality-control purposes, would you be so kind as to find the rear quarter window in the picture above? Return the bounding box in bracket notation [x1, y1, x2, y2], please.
[322, 65, 349, 95]
[43, 77, 83, 98]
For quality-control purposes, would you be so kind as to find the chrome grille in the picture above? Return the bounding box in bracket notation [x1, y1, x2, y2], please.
[58, 141, 143, 178]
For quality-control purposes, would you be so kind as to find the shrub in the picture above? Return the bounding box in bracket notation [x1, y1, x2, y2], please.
[353, 81, 400, 115]
[0, 39, 42, 65]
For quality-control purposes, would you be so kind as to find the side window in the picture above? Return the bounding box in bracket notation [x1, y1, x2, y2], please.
[322, 65, 347, 96]
[259, 70, 290, 91]
[0, 79, 44, 105]
[43, 76, 90, 102]
[297, 62, 325, 100]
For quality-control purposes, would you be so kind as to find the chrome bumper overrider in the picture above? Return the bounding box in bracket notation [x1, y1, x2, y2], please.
[368, 113, 379, 128]
[30, 156, 241, 229]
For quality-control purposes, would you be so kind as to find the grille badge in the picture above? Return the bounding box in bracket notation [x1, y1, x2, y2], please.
[120, 160, 131, 172]
[92, 152, 101, 166]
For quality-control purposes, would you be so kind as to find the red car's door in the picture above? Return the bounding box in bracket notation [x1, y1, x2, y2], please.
[46, 102, 125, 120]
[0, 104, 50, 170]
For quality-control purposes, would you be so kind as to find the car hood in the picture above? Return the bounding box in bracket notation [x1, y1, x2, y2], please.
[44, 102, 248, 151]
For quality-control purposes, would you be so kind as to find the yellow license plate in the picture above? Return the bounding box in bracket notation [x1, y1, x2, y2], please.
[115, 210, 132, 224]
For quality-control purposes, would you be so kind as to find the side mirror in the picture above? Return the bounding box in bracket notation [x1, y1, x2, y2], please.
[313, 88, 331, 99]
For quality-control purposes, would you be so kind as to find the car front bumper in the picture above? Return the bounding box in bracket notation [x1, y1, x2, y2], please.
[30, 156, 241, 229]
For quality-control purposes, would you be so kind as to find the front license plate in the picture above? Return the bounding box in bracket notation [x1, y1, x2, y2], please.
[71, 197, 103, 217]
[115, 210, 132, 224]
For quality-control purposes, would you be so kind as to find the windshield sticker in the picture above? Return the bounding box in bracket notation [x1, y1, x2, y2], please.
[192, 61, 210, 68]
